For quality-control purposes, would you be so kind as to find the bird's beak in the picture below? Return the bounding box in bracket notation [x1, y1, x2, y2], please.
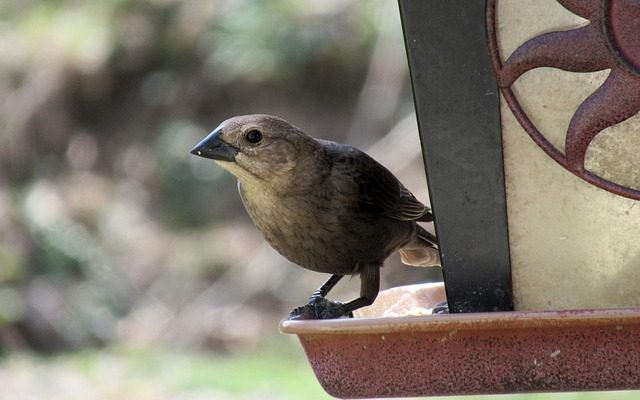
[190, 127, 239, 162]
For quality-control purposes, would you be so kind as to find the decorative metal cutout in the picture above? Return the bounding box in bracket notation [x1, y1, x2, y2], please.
[487, 0, 640, 201]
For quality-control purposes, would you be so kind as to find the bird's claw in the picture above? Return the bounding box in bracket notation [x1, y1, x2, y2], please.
[289, 303, 316, 320]
[289, 297, 352, 320]
[308, 291, 324, 305]
[317, 299, 349, 319]
[432, 301, 449, 314]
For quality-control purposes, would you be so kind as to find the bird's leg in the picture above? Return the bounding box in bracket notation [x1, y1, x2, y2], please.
[317, 265, 380, 320]
[302, 265, 380, 319]
[288, 267, 381, 320]
[308, 274, 343, 304]
[289, 274, 344, 320]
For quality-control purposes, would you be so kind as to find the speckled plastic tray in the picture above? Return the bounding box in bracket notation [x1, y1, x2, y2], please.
[280, 283, 640, 398]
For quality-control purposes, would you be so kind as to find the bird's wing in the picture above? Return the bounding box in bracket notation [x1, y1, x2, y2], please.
[398, 184, 434, 222]
[358, 166, 432, 221]
[326, 142, 432, 222]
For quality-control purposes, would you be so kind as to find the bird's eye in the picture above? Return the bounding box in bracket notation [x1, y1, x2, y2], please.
[245, 129, 262, 144]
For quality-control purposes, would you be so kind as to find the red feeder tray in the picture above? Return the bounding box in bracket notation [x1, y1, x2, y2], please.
[280, 283, 640, 398]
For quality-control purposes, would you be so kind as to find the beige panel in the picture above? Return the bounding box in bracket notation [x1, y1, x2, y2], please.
[497, 0, 640, 310]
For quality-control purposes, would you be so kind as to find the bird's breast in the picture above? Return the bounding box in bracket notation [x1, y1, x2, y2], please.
[238, 181, 356, 273]
[237, 180, 414, 274]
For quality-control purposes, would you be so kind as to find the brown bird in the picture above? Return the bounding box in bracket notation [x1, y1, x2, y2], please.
[191, 115, 440, 319]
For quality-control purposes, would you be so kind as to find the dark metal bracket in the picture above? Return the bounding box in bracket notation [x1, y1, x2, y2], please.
[398, 0, 513, 312]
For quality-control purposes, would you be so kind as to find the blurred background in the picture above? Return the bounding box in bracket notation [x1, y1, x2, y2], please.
[0, 1, 638, 399]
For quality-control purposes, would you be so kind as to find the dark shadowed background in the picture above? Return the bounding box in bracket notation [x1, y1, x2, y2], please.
[1, 1, 638, 399]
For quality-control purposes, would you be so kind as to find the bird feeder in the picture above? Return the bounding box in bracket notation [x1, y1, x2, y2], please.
[281, 0, 640, 397]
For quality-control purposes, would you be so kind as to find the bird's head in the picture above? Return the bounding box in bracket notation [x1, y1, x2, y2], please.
[191, 114, 321, 187]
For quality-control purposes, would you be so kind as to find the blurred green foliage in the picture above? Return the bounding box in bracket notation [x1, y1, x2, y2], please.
[1, 0, 421, 355]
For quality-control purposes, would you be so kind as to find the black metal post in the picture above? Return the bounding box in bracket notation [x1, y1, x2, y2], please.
[398, 0, 513, 312]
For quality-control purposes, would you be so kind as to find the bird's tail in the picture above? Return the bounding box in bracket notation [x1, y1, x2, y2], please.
[399, 224, 441, 267]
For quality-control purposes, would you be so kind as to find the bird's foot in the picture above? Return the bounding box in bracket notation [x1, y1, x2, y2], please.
[308, 291, 324, 305]
[289, 298, 353, 320]
[432, 301, 449, 314]
[289, 303, 316, 320]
